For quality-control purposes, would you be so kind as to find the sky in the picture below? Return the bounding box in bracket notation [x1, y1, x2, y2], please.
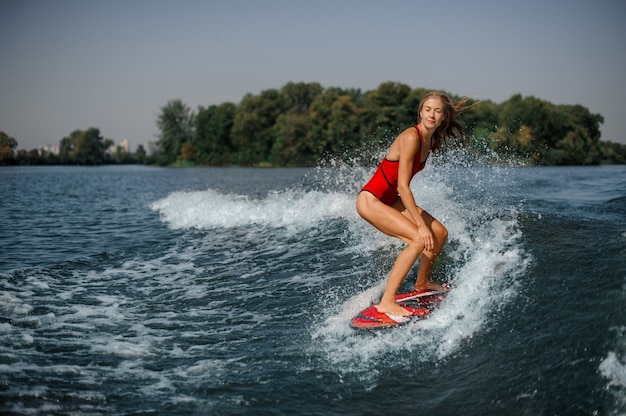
[1, 0, 625, 152]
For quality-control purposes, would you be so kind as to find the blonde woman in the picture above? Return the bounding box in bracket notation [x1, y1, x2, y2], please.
[357, 91, 472, 319]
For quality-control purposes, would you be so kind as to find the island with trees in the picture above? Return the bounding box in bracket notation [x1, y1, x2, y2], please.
[1, 82, 625, 167]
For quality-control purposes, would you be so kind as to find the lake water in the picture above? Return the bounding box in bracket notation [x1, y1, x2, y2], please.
[1, 155, 625, 415]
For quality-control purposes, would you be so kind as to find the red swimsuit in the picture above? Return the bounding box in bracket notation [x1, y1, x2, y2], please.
[360, 125, 428, 206]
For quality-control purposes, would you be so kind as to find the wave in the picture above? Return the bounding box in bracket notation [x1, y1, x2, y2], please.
[308, 151, 531, 380]
[601, 350, 626, 387]
[150, 148, 532, 384]
[310, 213, 527, 379]
[151, 189, 356, 231]
[600, 325, 626, 413]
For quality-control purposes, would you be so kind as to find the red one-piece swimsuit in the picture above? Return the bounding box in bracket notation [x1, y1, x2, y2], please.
[360, 125, 428, 206]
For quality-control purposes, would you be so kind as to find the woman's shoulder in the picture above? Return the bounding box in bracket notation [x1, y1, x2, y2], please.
[403, 124, 419, 134]
[387, 127, 419, 159]
[398, 126, 420, 146]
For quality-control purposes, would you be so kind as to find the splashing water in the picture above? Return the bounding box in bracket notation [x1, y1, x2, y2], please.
[303, 147, 529, 378]
[150, 146, 531, 383]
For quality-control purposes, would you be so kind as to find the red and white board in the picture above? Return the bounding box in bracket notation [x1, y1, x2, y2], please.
[350, 289, 448, 330]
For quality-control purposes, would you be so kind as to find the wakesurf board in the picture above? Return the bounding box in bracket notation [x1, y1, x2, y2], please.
[350, 289, 448, 330]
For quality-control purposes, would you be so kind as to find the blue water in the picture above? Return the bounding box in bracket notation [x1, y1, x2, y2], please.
[0, 156, 625, 415]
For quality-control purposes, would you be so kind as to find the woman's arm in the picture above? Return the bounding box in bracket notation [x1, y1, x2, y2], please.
[395, 130, 434, 250]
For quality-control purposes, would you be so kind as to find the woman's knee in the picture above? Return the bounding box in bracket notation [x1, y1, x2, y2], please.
[434, 221, 448, 244]
[407, 238, 425, 254]
[405, 229, 426, 252]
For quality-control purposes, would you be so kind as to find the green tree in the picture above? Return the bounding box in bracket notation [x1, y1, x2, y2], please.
[495, 94, 604, 165]
[306, 89, 340, 155]
[461, 99, 498, 135]
[179, 141, 196, 163]
[400, 87, 429, 123]
[153, 99, 195, 166]
[111, 143, 135, 164]
[281, 81, 323, 114]
[325, 94, 362, 154]
[231, 89, 288, 164]
[548, 106, 603, 165]
[270, 82, 328, 165]
[271, 113, 310, 165]
[599, 141, 626, 164]
[134, 144, 147, 164]
[15, 149, 43, 165]
[552, 106, 598, 164]
[194, 102, 236, 165]
[361, 82, 413, 141]
[59, 128, 108, 164]
[0, 130, 18, 164]
[496, 95, 555, 160]
[547, 126, 596, 165]
[305, 89, 362, 162]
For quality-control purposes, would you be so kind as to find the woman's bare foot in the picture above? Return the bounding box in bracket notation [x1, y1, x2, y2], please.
[414, 279, 450, 292]
[375, 301, 412, 317]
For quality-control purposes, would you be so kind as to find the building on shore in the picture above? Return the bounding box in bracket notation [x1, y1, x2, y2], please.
[38, 145, 60, 156]
[106, 139, 130, 154]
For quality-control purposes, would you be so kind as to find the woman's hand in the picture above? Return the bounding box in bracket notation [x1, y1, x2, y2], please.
[418, 226, 434, 251]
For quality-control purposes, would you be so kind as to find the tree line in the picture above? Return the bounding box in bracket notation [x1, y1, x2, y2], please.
[151, 81, 625, 166]
[2, 81, 625, 167]
[0, 128, 148, 166]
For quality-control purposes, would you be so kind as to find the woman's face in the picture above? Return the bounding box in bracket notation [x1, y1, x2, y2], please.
[420, 98, 446, 130]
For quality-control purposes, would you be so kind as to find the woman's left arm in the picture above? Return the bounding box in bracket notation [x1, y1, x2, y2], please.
[396, 130, 433, 250]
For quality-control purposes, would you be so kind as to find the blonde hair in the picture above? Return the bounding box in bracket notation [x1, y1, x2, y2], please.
[418, 91, 473, 151]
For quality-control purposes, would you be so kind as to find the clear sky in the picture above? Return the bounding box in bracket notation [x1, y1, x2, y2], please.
[1, 0, 625, 152]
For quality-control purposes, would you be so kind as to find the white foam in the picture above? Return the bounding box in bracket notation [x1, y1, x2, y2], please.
[90, 337, 152, 357]
[601, 351, 626, 388]
[312, 215, 527, 369]
[600, 322, 626, 411]
[151, 188, 355, 231]
[311, 153, 530, 377]
[0, 291, 34, 315]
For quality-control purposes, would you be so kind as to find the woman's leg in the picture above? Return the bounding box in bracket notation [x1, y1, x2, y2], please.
[392, 200, 448, 291]
[413, 210, 448, 291]
[356, 192, 424, 316]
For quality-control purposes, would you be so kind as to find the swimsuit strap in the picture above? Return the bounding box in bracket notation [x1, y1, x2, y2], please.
[414, 124, 423, 141]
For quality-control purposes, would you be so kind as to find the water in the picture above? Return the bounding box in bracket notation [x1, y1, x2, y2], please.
[0, 158, 624, 415]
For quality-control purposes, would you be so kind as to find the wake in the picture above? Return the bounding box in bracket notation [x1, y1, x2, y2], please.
[309, 147, 531, 379]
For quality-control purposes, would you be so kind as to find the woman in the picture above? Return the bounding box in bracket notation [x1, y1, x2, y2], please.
[356, 91, 471, 319]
